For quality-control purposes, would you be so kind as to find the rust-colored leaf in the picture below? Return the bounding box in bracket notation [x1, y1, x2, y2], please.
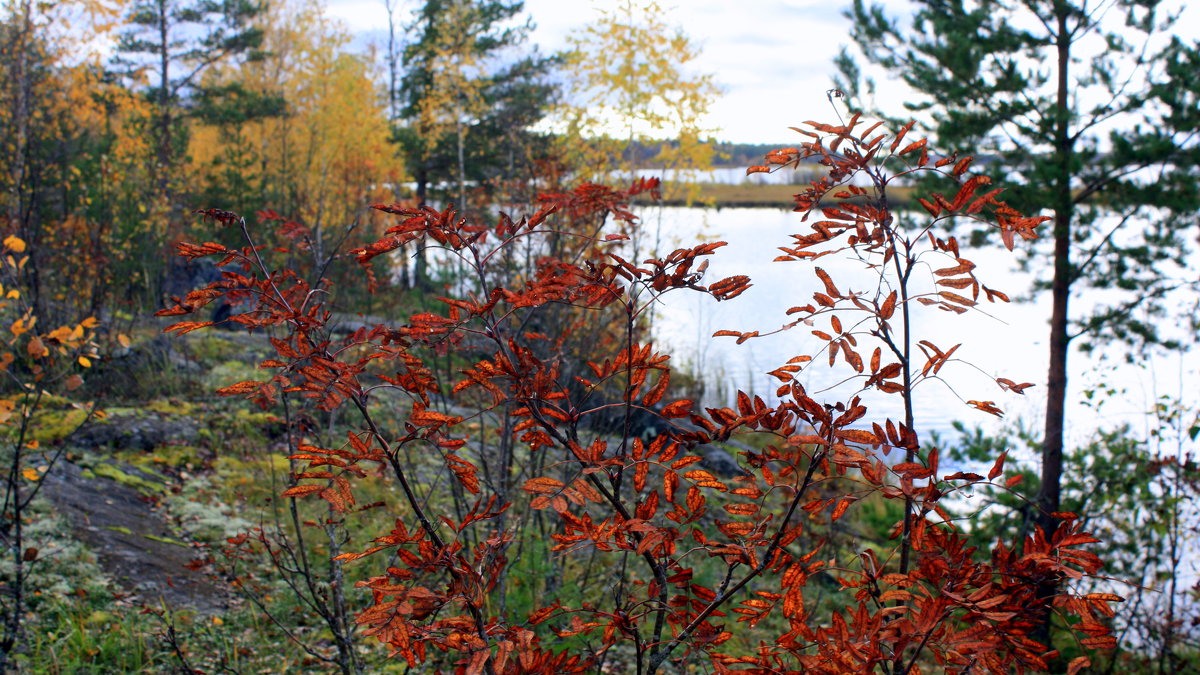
[216, 380, 263, 396]
[684, 469, 718, 484]
[661, 399, 693, 418]
[281, 484, 324, 499]
[523, 477, 565, 494]
[988, 451, 1007, 480]
[938, 291, 976, 307]
[967, 400, 1004, 417]
[724, 503, 760, 516]
[815, 267, 840, 298]
[830, 498, 853, 522]
[1067, 656, 1091, 675]
[880, 291, 897, 320]
[838, 429, 879, 445]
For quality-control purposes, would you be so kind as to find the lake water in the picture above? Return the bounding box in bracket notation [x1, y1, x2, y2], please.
[640, 206, 1199, 457]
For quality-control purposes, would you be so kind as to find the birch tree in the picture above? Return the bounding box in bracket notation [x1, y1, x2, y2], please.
[558, 0, 721, 204]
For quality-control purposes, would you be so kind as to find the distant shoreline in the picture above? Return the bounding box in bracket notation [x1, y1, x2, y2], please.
[657, 182, 915, 209]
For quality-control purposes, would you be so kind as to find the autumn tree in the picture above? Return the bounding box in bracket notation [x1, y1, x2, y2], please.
[837, 0, 1200, 644]
[556, 0, 720, 205]
[0, 0, 89, 315]
[188, 0, 402, 298]
[411, 0, 486, 216]
[397, 0, 544, 204]
[1, 0, 164, 320]
[1, 0, 38, 228]
[0, 234, 100, 672]
[188, 82, 286, 217]
[116, 0, 265, 208]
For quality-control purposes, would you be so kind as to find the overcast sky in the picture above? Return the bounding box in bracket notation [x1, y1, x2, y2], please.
[323, 0, 1197, 145]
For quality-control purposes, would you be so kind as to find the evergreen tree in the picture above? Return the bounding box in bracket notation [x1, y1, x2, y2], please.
[394, 0, 555, 286]
[838, 0, 1200, 650]
[117, 0, 265, 198]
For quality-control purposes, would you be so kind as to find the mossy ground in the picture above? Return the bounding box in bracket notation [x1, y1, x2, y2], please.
[5, 330, 375, 672]
[13, 327, 1132, 674]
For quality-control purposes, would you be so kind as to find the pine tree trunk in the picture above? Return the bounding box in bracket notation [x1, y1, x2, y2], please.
[1034, 6, 1075, 657]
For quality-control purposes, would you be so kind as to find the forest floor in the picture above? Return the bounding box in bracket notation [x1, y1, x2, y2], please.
[10, 321, 751, 673]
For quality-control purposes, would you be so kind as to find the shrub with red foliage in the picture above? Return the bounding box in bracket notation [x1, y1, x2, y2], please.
[162, 118, 1117, 674]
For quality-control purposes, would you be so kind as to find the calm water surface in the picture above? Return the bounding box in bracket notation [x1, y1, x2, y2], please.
[641, 206, 1198, 455]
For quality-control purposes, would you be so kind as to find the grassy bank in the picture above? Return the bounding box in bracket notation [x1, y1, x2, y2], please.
[661, 181, 916, 209]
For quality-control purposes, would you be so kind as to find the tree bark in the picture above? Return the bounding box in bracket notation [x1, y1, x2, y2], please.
[155, 0, 172, 199]
[1034, 4, 1075, 656]
[5, 0, 32, 227]
[414, 166, 430, 289]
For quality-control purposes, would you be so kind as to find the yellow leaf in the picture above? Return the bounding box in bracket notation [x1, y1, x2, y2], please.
[78, 356, 92, 368]
[22, 467, 39, 482]
[117, 333, 131, 348]
[6, 289, 17, 299]
[211, 616, 224, 626]
[81, 316, 99, 329]
[3, 235, 26, 253]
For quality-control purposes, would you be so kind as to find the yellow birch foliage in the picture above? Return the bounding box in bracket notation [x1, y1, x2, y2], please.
[413, 1, 487, 156]
[45, 66, 156, 308]
[189, 0, 404, 235]
[556, 0, 720, 203]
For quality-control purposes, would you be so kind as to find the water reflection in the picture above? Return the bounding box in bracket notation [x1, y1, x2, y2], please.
[643, 206, 1194, 452]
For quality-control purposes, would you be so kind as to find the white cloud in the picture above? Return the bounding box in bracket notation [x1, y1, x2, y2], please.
[325, 0, 1200, 144]
[324, 0, 861, 143]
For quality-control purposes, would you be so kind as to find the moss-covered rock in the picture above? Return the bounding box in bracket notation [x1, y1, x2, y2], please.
[21, 408, 91, 444]
[91, 461, 169, 496]
[73, 411, 199, 451]
[39, 459, 227, 613]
